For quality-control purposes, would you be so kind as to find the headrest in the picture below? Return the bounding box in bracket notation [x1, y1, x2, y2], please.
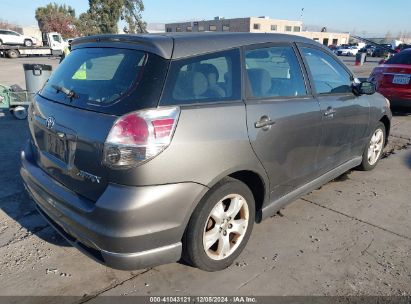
[196, 64, 220, 80]
[247, 68, 271, 97]
[191, 71, 208, 97]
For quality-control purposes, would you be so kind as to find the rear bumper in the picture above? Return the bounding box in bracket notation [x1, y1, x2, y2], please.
[390, 100, 411, 108]
[378, 87, 411, 107]
[20, 141, 208, 270]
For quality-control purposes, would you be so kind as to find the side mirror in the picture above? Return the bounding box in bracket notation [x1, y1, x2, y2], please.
[353, 81, 376, 96]
[379, 59, 386, 64]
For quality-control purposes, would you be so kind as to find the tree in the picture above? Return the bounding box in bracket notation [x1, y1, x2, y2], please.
[384, 31, 393, 43]
[121, 0, 147, 33]
[84, 0, 123, 34]
[80, 0, 147, 35]
[0, 19, 22, 33]
[77, 12, 100, 36]
[34, 0, 147, 37]
[35, 3, 79, 38]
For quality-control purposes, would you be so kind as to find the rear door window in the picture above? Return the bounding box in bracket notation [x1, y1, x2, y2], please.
[245, 46, 307, 98]
[40, 48, 168, 115]
[161, 49, 241, 105]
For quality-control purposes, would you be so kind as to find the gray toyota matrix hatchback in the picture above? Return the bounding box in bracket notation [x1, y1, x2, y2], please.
[21, 33, 392, 271]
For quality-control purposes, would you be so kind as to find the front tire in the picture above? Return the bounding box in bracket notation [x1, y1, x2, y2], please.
[24, 39, 33, 47]
[11, 106, 28, 120]
[359, 122, 386, 171]
[183, 177, 255, 271]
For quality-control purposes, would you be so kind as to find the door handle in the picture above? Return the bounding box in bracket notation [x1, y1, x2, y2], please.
[324, 107, 336, 117]
[255, 116, 276, 130]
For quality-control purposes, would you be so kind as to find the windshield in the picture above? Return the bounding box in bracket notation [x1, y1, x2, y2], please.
[40, 47, 168, 115]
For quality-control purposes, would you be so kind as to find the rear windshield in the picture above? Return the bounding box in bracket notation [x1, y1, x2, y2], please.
[40, 48, 168, 115]
[386, 51, 411, 65]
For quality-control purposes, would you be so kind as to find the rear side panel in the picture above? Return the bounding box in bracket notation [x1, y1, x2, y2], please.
[108, 103, 268, 190]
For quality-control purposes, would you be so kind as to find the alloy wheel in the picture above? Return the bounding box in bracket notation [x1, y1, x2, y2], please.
[367, 128, 384, 165]
[202, 194, 249, 260]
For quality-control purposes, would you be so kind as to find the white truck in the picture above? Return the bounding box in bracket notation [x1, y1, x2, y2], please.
[0, 32, 67, 59]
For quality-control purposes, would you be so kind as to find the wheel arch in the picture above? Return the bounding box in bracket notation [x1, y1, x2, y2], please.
[379, 115, 391, 145]
[228, 170, 267, 223]
[196, 167, 269, 224]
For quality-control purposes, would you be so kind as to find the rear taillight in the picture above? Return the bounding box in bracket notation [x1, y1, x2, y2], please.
[369, 67, 384, 84]
[103, 107, 180, 169]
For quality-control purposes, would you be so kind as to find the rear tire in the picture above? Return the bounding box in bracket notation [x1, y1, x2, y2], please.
[24, 39, 33, 47]
[7, 49, 19, 59]
[183, 177, 255, 271]
[359, 122, 386, 171]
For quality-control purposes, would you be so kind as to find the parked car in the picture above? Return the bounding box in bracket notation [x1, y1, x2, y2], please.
[21, 33, 392, 271]
[395, 44, 411, 53]
[359, 45, 376, 56]
[372, 44, 393, 57]
[369, 49, 411, 107]
[328, 44, 338, 52]
[336, 46, 360, 56]
[0, 29, 37, 47]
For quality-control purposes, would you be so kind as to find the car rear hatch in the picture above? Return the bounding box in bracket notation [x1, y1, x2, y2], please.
[377, 51, 411, 89]
[28, 40, 171, 201]
[379, 64, 411, 89]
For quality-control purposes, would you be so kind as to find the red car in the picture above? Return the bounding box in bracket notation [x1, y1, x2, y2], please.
[369, 49, 411, 107]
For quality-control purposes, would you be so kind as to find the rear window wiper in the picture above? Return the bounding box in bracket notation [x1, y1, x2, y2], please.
[51, 84, 78, 101]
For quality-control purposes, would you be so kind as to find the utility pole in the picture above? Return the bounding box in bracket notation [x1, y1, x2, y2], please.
[300, 8, 304, 31]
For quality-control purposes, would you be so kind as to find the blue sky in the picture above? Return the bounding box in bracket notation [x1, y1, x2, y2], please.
[1, 0, 410, 36]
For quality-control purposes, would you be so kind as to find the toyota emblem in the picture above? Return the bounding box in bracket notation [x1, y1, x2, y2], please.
[45, 116, 55, 129]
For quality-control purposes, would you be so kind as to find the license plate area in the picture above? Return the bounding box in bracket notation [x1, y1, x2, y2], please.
[392, 75, 410, 85]
[45, 133, 67, 162]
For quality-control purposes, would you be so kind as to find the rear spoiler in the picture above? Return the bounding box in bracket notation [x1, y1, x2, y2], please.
[71, 34, 174, 59]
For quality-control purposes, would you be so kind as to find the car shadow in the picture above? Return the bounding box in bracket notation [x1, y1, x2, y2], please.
[0, 111, 69, 248]
[340, 57, 356, 63]
[391, 107, 411, 117]
[404, 149, 411, 168]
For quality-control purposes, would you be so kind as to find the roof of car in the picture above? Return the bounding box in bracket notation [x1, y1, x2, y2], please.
[72, 32, 319, 59]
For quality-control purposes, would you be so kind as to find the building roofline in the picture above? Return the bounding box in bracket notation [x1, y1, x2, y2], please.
[165, 16, 303, 25]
